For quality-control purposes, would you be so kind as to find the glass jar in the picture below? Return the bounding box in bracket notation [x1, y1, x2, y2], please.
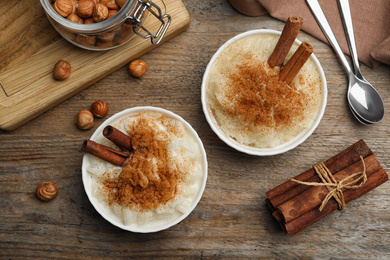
[40, 0, 171, 50]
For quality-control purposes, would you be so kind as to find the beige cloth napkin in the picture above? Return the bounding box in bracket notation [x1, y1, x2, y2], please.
[228, 0, 390, 68]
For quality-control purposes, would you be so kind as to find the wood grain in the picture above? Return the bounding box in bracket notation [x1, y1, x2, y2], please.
[1, 0, 390, 258]
[0, 0, 190, 131]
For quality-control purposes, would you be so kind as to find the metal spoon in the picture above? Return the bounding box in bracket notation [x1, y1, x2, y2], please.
[337, 0, 384, 125]
[350, 105, 373, 125]
[306, 0, 385, 124]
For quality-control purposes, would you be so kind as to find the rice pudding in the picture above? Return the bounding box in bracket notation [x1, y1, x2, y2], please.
[204, 33, 323, 149]
[83, 108, 206, 231]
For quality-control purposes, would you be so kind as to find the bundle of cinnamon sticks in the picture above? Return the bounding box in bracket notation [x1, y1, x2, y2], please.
[268, 16, 313, 85]
[81, 125, 132, 166]
[265, 140, 388, 235]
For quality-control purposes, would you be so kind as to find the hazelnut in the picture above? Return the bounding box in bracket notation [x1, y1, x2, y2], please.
[96, 40, 113, 48]
[91, 100, 109, 117]
[128, 60, 147, 78]
[115, 22, 133, 43]
[97, 31, 115, 42]
[67, 13, 84, 24]
[53, 0, 73, 17]
[77, 0, 95, 18]
[116, 0, 127, 8]
[36, 182, 58, 202]
[53, 60, 71, 81]
[84, 18, 95, 24]
[101, 0, 119, 10]
[75, 34, 97, 46]
[76, 109, 94, 130]
[107, 9, 118, 19]
[92, 3, 108, 22]
[69, 0, 77, 13]
[115, 36, 129, 45]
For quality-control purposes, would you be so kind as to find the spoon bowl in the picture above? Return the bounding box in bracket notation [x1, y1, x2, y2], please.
[348, 73, 384, 123]
[349, 105, 373, 126]
[338, 0, 384, 123]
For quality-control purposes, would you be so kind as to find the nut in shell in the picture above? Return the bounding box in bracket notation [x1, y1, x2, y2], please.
[128, 60, 147, 78]
[67, 13, 83, 24]
[76, 109, 95, 130]
[91, 101, 109, 117]
[100, 0, 120, 10]
[75, 34, 97, 46]
[107, 9, 118, 20]
[36, 182, 58, 202]
[54, 0, 73, 17]
[53, 60, 71, 81]
[115, 0, 127, 8]
[92, 3, 109, 22]
[84, 18, 94, 24]
[77, 0, 95, 18]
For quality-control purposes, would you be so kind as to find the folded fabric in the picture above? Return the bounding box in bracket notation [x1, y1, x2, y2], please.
[228, 0, 390, 68]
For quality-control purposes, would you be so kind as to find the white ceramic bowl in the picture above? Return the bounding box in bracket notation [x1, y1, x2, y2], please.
[82, 106, 208, 232]
[201, 29, 327, 156]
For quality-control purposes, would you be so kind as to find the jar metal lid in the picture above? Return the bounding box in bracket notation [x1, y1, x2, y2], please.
[40, 0, 171, 44]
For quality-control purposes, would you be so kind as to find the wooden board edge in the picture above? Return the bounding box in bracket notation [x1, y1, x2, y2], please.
[0, 1, 190, 131]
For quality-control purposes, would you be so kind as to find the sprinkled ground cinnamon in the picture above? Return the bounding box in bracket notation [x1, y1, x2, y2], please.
[206, 34, 321, 148]
[224, 56, 309, 129]
[100, 116, 183, 211]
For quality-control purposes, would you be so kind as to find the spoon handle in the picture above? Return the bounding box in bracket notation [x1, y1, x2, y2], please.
[337, 0, 363, 80]
[306, 0, 352, 75]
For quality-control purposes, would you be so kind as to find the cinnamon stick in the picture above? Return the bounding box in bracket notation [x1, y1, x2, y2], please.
[266, 140, 373, 208]
[103, 125, 132, 152]
[265, 198, 275, 211]
[278, 155, 381, 223]
[283, 167, 388, 235]
[272, 210, 286, 232]
[279, 42, 313, 85]
[81, 140, 128, 166]
[268, 16, 304, 68]
[266, 141, 388, 235]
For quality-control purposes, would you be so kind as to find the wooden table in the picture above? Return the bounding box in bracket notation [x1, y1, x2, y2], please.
[1, 0, 389, 258]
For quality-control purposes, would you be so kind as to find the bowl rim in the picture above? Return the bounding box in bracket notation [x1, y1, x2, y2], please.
[201, 29, 328, 156]
[82, 106, 208, 233]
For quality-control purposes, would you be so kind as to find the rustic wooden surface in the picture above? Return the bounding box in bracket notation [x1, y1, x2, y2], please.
[0, 0, 189, 131]
[1, 0, 390, 258]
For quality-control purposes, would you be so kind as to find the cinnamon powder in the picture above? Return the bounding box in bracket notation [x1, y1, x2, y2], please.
[224, 57, 309, 129]
[101, 117, 183, 211]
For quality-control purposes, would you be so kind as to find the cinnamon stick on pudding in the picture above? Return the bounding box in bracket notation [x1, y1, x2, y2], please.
[268, 16, 304, 68]
[279, 42, 313, 85]
[103, 125, 132, 152]
[82, 126, 133, 166]
[81, 140, 128, 166]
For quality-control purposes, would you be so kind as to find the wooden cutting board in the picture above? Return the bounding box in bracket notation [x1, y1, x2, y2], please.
[0, 0, 190, 131]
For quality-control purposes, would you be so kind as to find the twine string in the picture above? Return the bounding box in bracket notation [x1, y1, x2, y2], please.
[292, 156, 367, 211]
